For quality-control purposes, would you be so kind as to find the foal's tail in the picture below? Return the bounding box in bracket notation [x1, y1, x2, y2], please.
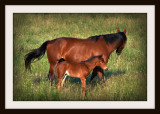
[24, 40, 50, 70]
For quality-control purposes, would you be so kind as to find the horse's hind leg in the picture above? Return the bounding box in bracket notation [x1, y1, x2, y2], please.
[49, 64, 55, 86]
[49, 58, 65, 85]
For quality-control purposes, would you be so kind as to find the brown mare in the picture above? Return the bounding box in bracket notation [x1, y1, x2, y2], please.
[25, 29, 127, 86]
[54, 55, 108, 99]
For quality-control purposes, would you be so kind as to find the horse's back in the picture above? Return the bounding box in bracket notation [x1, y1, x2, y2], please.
[47, 37, 87, 49]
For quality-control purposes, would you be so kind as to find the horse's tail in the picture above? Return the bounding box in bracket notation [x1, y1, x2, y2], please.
[24, 40, 50, 70]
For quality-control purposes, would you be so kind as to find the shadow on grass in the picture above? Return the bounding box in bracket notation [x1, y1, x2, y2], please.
[87, 69, 126, 87]
[104, 69, 126, 78]
[32, 69, 125, 86]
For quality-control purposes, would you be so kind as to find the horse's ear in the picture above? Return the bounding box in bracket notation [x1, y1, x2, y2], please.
[124, 29, 126, 34]
[117, 29, 120, 32]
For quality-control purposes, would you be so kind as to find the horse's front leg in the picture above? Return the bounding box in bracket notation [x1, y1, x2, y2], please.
[97, 68, 105, 84]
[90, 66, 106, 87]
[98, 56, 109, 84]
[94, 66, 105, 83]
[90, 67, 98, 87]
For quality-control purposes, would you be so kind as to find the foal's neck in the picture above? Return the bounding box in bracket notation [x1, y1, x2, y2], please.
[84, 60, 97, 71]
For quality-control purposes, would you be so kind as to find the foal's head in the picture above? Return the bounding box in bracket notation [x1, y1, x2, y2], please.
[116, 29, 127, 55]
[95, 55, 108, 71]
[90, 55, 108, 71]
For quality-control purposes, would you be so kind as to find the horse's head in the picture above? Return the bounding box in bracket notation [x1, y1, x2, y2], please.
[116, 29, 127, 55]
[116, 41, 126, 55]
[96, 55, 108, 71]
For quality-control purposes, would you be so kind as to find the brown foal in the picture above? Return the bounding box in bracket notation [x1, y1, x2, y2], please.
[53, 55, 108, 99]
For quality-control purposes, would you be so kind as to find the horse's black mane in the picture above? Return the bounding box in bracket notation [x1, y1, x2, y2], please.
[89, 32, 127, 45]
[81, 55, 102, 63]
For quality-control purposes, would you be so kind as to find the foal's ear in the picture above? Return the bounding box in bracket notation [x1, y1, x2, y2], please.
[117, 29, 120, 32]
[124, 29, 126, 34]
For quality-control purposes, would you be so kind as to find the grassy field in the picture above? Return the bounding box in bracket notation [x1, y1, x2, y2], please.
[13, 13, 147, 101]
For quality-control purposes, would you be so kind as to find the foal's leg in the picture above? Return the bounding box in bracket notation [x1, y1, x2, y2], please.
[56, 70, 66, 89]
[60, 73, 67, 87]
[56, 77, 63, 90]
[80, 77, 86, 100]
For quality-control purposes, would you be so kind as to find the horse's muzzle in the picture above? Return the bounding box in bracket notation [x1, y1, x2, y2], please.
[116, 52, 121, 55]
[116, 49, 122, 55]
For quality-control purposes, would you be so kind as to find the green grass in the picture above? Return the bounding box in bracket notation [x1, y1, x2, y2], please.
[13, 13, 147, 101]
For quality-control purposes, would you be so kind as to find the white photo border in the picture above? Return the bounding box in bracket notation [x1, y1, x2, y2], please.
[5, 5, 155, 109]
